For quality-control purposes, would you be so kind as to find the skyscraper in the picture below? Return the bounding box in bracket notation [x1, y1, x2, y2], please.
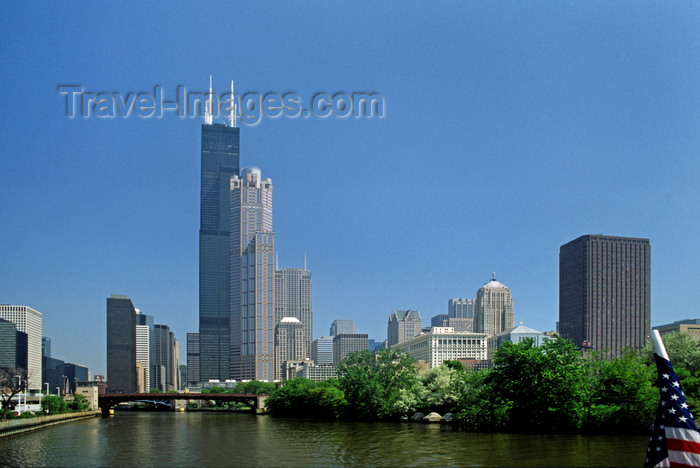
[474, 276, 514, 336]
[275, 266, 312, 353]
[333, 333, 369, 365]
[0, 305, 42, 390]
[448, 298, 475, 319]
[387, 310, 422, 346]
[230, 167, 275, 381]
[187, 332, 200, 386]
[199, 79, 240, 382]
[106, 295, 137, 393]
[559, 234, 650, 358]
[330, 320, 355, 336]
[311, 336, 334, 365]
[274, 317, 306, 380]
[135, 324, 151, 391]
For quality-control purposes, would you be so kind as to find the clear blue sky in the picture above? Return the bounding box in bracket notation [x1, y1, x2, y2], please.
[2, 2, 699, 376]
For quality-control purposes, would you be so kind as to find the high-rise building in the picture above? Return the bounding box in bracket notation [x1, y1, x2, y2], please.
[187, 332, 200, 386]
[311, 336, 334, 365]
[42, 337, 51, 358]
[199, 82, 240, 382]
[135, 324, 151, 391]
[387, 310, 422, 347]
[274, 317, 306, 380]
[0, 305, 42, 390]
[136, 311, 155, 389]
[333, 333, 368, 365]
[654, 319, 700, 341]
[230, 167, 275, 381]
[449, 298, 475, 319]
[106, 295, 137, 393]
[153, 324, 175, 391]
[42, 355, 64, 395]
[0, 318, 27, 371]
[431, 314, 449, 327]
[275, 267, 312, 354]
[559, 234, 650, 358]
[330, 320, 355, 336]
[64, 363, 89, 394]
[474, 276, 514, 336]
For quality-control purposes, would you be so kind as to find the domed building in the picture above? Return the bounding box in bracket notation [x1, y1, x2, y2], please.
[474, 274, 514, 337]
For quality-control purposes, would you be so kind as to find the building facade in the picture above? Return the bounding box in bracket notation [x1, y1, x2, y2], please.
[559, 234, 650, 358]
[654, 319, 700, 341]
[106, 295, 137, 393]
[333, 333, 368, 365]
[311, 336, 334, 365]
[187, 332, 200, 386]
[274, 317, 306, 380]
[449, 298, 475, 319]
[392, 328, 488, 368]
[387, 310, 422, 347]
[330, 320, 355, 336]
[0, 305, 42, 390]
[230, 167, 275, 381]
[275, 267, 312, 354]
[135, 324, 151, 391]
[474, 277, 514, 336]
[199, 117, 240, 382]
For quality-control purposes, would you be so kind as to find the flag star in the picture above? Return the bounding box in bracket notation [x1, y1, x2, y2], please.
[671, 395, 679, 400]
[661, 387, 669, 392]
[663, 374, 671, 379]
[656, 446, 662, 452]
[669, 408, 677, 414]
[682, 403, 689, 409]
[673, 381, 680, 387]
[658, 435, 664, 441]
[660, 425, 665, 429]
[680, 416, 688, 423]
[661, 401, 667, 406]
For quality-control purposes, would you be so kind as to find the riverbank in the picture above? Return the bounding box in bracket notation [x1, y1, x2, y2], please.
[0, 411, 100, 438]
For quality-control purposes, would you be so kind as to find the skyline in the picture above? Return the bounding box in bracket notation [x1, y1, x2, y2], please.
[2, 3, 699, 376]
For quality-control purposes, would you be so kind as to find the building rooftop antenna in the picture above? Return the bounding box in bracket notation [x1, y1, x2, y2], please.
[229, 80, 237, 128]
[204, 75, 213, 125]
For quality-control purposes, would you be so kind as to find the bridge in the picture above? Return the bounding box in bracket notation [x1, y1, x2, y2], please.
[98, 393, 269, 415]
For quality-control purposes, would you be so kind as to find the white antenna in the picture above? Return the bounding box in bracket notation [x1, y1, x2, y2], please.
[276, 253, 279, 270]
[204, 75, 213, 125]
[304, 253, 307, 271]
[229, 80, 237, 128]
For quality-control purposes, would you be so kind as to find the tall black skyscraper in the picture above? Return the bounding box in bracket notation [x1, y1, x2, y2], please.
[106, 295, 137, 393]
[559, 234, 651, 358]
[199, 79, 240, 382]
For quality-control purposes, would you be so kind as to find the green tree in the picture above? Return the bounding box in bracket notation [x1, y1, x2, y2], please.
[234, 380, 277, 395]
[148, 388, 162, 393]
[68, 393, 90, 411]
[265, 378, 347, 419]
[337, 348, 420, 420]
[41, 395, 68, 414]
[642, 332, 700, 374]
[0, 367, 27, 421]
[488, 336, 588, 431]
[585, 349, 656, 431]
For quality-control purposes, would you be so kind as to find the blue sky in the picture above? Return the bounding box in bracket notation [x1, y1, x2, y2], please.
[1, 2, 699, 376]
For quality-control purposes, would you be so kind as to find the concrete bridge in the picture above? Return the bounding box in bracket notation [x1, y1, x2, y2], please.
[98, 393, 269, 415]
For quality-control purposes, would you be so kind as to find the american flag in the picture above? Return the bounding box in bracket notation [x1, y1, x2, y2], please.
[645, 353, 700, 467]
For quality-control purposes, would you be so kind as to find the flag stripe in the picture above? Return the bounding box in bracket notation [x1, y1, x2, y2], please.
[668, 438, 700, 455]
[668, 428, 700, 444]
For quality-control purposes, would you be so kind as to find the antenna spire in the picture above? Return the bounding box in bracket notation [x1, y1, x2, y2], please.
[304, 253, 307, 271]
[229, 80, 237, 128]
[204, 75, 213, 125]
[276, 253, 279, 270]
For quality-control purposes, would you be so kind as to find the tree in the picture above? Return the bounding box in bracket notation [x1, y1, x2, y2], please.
[337, 348, 420, 420]
[265, 378, 347, 419]
[487, 336, 589, 431]
[0, 366, 27, 421]
[69, 393, 90, 411]
[41, 395, 68, 414]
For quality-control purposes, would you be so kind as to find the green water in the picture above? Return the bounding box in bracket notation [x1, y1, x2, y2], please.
[0, 412, 649, 467]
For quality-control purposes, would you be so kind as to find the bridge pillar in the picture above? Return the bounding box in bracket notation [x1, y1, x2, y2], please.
[255, 395, 268, 413]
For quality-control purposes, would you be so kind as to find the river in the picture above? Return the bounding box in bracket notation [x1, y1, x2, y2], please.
[0, 412, 649, 467]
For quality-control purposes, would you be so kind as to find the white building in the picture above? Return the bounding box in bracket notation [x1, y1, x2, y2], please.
[391, 327, 488, 368]
[0, 305, 42, 390]
[135, 324, 151, 391]
[474, 275, 514, 336]
[275, 267, 312, 353]
[311, 336, 334, 365]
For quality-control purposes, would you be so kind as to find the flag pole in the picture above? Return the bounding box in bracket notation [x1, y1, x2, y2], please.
[651, 329, 669, 360]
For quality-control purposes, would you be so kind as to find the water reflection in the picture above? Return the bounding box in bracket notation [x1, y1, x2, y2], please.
[0, 412, 648, 467]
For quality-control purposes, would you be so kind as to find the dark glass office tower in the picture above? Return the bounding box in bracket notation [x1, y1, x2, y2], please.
[106, 295, 137, 393]
[559, 234, 650, 358]
[199, 122, 240, 381]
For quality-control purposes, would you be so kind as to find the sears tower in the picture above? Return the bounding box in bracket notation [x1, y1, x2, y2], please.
[199, 78, 239, 381]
